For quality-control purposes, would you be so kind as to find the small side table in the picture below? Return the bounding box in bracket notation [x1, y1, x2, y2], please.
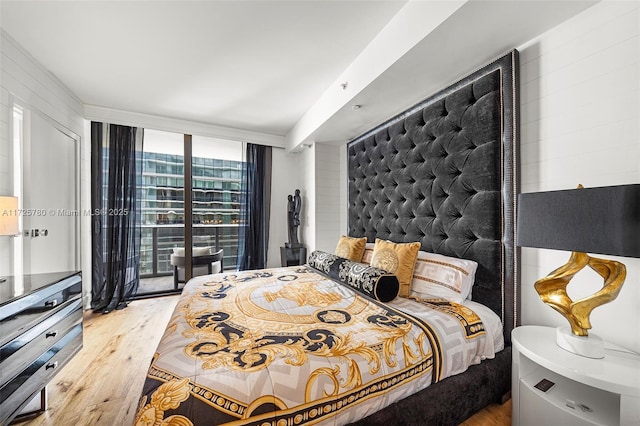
[280, 246, 307, 267]
[512, 325, 640, 426]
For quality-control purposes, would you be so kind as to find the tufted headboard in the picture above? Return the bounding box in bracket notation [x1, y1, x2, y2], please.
[347, 51, 519, 344]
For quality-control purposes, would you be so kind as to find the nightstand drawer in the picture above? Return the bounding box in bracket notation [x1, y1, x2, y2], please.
[0, 299, 82, 386]
[0, 272, 83, 426]
[0, 323, 82, 421]
[0, 274, 82, 346]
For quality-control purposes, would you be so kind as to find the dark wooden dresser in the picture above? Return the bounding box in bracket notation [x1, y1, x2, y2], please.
[0, 271, 83, 425]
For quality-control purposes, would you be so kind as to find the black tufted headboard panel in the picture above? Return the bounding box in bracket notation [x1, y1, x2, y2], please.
[347, 51, 519, 343]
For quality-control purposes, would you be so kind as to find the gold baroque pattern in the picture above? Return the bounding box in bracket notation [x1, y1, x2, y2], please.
[264, 281, 343, 307]
[409, 296, 486, 339]
[371, 248, 399, 272]
[134, 378, 193, 426]
[147, 363, 250, 418]
[179, 270, 435, 389]
[181, 294, 383, 385]
[335, 241, 352, 258]
[139, 267, 451, 425]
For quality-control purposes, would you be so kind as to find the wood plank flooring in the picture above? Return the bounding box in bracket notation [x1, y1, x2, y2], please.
[17, 295, 511, 426]
[17, 296, 180, 426]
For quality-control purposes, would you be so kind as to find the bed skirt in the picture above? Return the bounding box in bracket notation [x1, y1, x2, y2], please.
[350, 346, 511, 425]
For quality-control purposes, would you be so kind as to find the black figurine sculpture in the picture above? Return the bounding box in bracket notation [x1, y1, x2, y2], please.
[286, 189, 302, 248]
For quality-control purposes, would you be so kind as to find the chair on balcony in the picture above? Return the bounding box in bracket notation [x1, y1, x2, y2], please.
[170, 247, 224, 290]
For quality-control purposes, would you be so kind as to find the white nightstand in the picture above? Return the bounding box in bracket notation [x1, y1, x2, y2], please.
[512, 325, 640, 426]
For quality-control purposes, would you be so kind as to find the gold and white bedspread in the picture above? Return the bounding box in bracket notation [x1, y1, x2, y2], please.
[135, 266, 494, 426]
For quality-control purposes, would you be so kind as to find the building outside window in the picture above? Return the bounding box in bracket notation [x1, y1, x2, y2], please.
[139, 130, 244, 278]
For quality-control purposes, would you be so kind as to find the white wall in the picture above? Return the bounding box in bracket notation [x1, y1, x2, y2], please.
[518, 0, 640, 352]
[267, 147, 301, 268]
[296, 143, 343, 256]
[0, 31, 87, 304]
[299, 144, 316, 252]
[314, 144, 343, 253]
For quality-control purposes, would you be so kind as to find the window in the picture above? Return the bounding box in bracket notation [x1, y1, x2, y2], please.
[137, 129, 244, 295]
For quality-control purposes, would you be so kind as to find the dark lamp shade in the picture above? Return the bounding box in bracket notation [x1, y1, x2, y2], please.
[517, 184, 640, 258]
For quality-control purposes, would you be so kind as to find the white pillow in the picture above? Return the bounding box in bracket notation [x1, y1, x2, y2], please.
[409, 251, 478, 303]
[172, 246, 212, 257]
[361, 242, 375, 264]
[193, 246, 212, 257]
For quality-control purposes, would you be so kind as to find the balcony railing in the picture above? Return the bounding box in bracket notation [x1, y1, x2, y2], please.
[140, 224, 239, 277]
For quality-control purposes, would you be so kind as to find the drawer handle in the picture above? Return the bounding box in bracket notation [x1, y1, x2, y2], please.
[46, 361, 58, 370]
[44, 300, 58, 307]
[46, 331, 58, 338]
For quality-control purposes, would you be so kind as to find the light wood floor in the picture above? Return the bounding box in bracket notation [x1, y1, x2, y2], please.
[17, 295, 511, 426]
[17, 296, 180, 426]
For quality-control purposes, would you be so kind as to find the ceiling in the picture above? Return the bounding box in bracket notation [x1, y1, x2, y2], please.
[1, 0, 405, 137]
[1, 1, 598, 148]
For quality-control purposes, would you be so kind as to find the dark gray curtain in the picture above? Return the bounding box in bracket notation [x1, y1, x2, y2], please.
[91, 122, 143, 313]
[237, 143, 272, 270]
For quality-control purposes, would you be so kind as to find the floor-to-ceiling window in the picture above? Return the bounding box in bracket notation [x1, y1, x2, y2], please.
[138, 130, 184, 286]
[137, 129, 244, 295]
[192, 135, 243, 271]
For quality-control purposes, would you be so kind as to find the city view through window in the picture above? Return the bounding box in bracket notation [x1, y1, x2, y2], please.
[140, 130, 244, 279]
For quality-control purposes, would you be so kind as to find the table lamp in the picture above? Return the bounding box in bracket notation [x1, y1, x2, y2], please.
[0, 196, 19, 283]
[517, 184, 640, 358]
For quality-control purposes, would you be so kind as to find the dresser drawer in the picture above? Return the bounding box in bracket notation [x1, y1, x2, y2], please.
[0, 274, 81, 347]
[0, 323, 82, 422]
[0, 299, 82, 386]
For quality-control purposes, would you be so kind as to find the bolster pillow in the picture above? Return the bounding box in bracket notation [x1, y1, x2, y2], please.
[308, 250, 399, 302]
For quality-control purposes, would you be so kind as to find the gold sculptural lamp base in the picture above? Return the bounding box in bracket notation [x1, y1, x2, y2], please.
[534, 251, 626, 358]
[518, 184, 640, 359]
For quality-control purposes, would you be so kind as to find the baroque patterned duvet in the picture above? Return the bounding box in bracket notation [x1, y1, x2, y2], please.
[134, 266, 499, 426]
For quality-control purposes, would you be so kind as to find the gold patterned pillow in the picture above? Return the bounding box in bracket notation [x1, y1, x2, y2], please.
[334, 235, 367, 262]
[370, 239, 421, 297]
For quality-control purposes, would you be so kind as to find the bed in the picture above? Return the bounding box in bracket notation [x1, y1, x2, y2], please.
[134, 50, 519, 426]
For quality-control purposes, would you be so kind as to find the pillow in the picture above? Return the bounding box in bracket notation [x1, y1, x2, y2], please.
[361, 242, 375, 264]
[370, 239, 420, 297]
[172, 246, 212, 257]
[334, 235, 367, 262]
[308, 250, 399, 302]
[193, 246, 212, 257]
[410, 251, 478, 303]
[307, 250, 341, 275]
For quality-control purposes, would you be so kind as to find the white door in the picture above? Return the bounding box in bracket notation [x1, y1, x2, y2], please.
[22, 111, 79, 274]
